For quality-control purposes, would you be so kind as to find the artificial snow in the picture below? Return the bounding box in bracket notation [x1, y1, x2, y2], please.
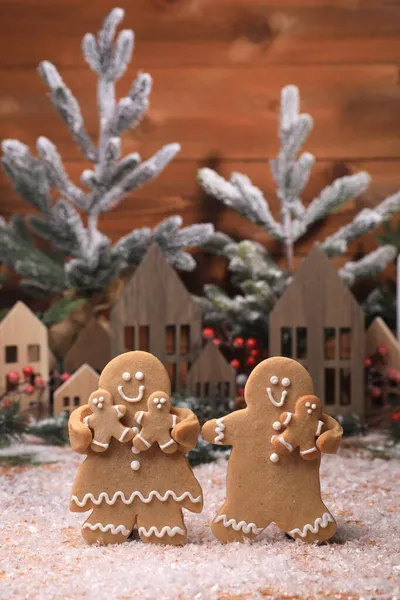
[0, 444, 399, 599]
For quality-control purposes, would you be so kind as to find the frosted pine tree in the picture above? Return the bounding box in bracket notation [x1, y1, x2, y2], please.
[197, 85, 400, 339]
[0, 7, 213, 299]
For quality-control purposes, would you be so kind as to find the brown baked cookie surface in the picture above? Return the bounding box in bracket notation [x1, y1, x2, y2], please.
[68, 351, 203, 546]
[202, 356, 343, 544]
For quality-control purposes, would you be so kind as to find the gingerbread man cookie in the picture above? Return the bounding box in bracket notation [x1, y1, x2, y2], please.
[85, 389, 134, 453]
[202, 357, 343, 544]
[272, 395, 324, 461]
[68, 351, 203, 546]
[133, 392, 179, 454]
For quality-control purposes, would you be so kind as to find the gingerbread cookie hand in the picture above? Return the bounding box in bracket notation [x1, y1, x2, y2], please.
[85, 389, 134, 453]
[133, 391, 179, 454]
[272, 395, 323, 461]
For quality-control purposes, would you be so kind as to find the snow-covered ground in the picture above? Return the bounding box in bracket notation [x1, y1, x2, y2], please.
[0, 443, 399, 600]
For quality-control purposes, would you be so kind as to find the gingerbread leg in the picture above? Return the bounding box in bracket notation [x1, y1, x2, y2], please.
[136, 498, 186, 546]
[81, 500, 136, 545]
[277, 501, 336, 544]
[211, 501, 267, 543]
[158, 434, 178, 454]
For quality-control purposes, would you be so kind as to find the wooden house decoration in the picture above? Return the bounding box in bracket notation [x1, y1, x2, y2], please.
[269, 246, 365, 417]
[111, 244, 203, 393]
[0, 301, 49, 407]
[53, 363, 99, 416]
[187, 341, 236, 400]
[64, 318, 111, 374]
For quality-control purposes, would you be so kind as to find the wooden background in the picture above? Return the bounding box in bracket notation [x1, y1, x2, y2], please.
[1, 0, 400, 301]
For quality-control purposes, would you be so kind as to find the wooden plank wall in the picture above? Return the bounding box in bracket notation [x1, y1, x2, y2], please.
[1, 0, 400, 300]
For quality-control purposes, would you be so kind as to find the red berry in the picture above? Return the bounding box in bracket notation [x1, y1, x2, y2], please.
[250, 349, 260, 358]
[238, 388, 244, 397]
[22, 365, 34, 377]
[233, 337, 244, 349]
[377, 344, 389, 357]
[35, 376, 45, 388]
[246, 356, 257, 367]
[212, 338, 221, 347]
[7, 371, 20, 384]
[230, 359, 241, 370]
[245, 338, 258, 349]
[24, 384, 35, 394]
[370, 386, 382, 399]
[391, 412, 400, 422]
[202, 327, 215, 340]
[60, 373, 70, 382]
[364, 357, 373, 368]
[3, 399, 12, 408]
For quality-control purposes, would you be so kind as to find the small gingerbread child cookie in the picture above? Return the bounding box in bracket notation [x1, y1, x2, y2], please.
[85, 389, 134, 453]
[272, 395, 324, 461]
[133, 392, 179, 454]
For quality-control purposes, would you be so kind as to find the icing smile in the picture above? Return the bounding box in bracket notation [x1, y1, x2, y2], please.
[118, 384, 145, 403]
[266, 387, 287, 407]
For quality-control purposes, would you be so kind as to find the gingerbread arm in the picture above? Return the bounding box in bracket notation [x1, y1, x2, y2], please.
[68, 405, 93, 454]
[316, 413, 343, 454]
[202, 410, 246, 446]
[170, 407, 200, 452]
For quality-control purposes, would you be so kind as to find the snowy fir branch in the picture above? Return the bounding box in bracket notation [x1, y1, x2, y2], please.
[198, 85, 400, 337]
[0, 8, 213, 297]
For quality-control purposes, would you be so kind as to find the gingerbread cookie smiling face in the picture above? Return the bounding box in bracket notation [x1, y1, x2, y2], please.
[202, 356, 343, 544]
[133, 392, 179, 454]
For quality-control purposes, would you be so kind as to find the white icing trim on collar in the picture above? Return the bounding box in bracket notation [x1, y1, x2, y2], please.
[160, 439, 175, 450]
[118, 428, 131, 443]
[118, 384, 145, 403]
[288, 512, 334, 538]
[300, 446, 317, 455]
[138, 525, 185, 538]
[214, 514, 263, 535]
[92, 440, 109, 449]
[277, 435, 293, 452]
[72, 490, 202, 507]
[267, 387, 287, 407]
[316, 420, 324, 436]
[214, 418, 225, 444]
[82, 522, 130, 536]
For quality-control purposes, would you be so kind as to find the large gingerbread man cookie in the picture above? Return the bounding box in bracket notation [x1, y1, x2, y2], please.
[85, 389, 134, 452]
[202, 357, 343, 544]
[68, 351, 203, 546]
[133, 392, 179, 454]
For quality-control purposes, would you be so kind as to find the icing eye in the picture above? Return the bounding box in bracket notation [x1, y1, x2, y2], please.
[92, 398, 98, 405]
[305, 402, 311, 407]
[160, 398, 166, 404]
[282, 378, 291, 387]
[135, 372, 144, 381]
[312, 403, 317, 409]
[122, 372, 131, 382]
[270, 376, 279, 385]
[153, 397, 159, 404]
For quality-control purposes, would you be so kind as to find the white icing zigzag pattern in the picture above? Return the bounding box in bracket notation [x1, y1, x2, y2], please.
[214, 514, 263, 535]
[82, 522, 130, 536]
[288, 512, 335, 538]
[214, 418, 225, 444]
[138, 525, 185, 538]
[72, 490, 202, 507]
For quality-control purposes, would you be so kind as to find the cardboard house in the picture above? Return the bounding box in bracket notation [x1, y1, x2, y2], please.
[0, 301, 49, 411]
[269, 246, 365, 418]
[187, 341, 236, 399]
[53, 363, 99, 415]
[110, 244, 203, 393]
[64, 318, 111, 374]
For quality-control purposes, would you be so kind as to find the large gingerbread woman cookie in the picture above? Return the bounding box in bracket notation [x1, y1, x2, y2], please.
[68, 351, 203, 546]
[202, 357, 343, 543]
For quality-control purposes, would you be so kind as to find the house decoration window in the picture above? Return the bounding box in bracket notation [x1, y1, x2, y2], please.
[165, 326, 176, 355]
[63, 396, 70, 407]
[139, 326, 149, 352]
[124, 326, 135, 351]
[5, 345, 18, 363]
[180, 325, 190, 355]
[324, 328, 336, 360]
[280, 327, 293, 357]
[296, 327, 307, 359]
[27, 344, 40, 362]
[339, 328, 351, 359]
[73, 396, 80, 407]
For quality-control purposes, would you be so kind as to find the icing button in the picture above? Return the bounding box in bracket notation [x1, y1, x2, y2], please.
[131, 446, 140, 455]
[272, 421, 281, 431]
[270, 453, 279, 463]
[131, 460, 141, 471]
